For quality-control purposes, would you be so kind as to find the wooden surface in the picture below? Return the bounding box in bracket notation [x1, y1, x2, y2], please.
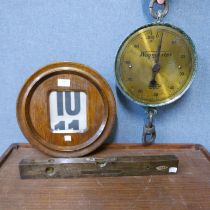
[1, 143, 210, 210]
[16, 62, 116, 157]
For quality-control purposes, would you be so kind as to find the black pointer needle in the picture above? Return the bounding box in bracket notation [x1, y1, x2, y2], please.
[155, 32, 164, 65]
[149, 33, 164, 87]
[150, 63, 160, 87]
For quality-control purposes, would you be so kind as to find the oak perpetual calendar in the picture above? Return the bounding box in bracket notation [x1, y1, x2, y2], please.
[17, 62, 116, 157]
[115, 0, 197, 144]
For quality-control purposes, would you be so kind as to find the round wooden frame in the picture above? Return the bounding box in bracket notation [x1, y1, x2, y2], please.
[17, 62, 116, 157]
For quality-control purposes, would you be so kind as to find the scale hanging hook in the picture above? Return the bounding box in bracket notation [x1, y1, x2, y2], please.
[142, 108, 157, 145]
[149, 0, 169, 21]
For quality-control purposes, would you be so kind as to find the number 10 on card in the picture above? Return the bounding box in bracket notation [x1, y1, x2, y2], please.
[49, 91, 87, 133]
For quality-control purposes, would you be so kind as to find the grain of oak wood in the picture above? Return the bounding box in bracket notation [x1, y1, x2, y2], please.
[0, 143, 210, 210]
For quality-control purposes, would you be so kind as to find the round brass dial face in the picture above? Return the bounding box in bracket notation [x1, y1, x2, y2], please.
[115, 23, 197, 107]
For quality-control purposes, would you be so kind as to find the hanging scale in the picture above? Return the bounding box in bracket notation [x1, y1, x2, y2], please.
[115, 0, 197, 145]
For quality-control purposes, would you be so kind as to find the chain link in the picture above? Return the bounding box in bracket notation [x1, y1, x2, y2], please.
[142, 108, 157, 145]
[149, 0, 169, 21]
